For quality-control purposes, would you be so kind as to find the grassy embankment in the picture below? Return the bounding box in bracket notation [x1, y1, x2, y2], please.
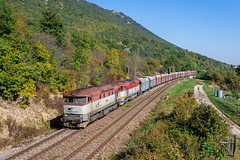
[168, 78, 198, 96]
[203, 85, 240, 126]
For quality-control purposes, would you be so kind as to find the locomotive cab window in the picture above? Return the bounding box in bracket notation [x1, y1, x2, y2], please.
[74, 97, 86, 104]
[64, 97, 74, 103]
[88, 97, 92, 102]
[120, 86, 124, 91]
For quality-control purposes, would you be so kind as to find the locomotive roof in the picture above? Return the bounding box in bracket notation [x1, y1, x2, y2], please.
[63, 84, 118, 97]
[114, 79, 138, 85]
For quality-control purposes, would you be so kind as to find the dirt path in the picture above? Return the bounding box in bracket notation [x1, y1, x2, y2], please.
[194, 85, 240, 138]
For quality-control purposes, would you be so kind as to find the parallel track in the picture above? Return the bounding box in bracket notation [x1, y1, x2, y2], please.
[27, 129, 80, 160]
[6, 129, 79, 160]
[63, 78, 182, 160]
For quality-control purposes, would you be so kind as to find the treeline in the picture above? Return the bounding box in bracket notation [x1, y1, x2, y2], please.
[197, 67, 240, 91]
[0, 0, 230, 106]
[114, 92, 229, 159]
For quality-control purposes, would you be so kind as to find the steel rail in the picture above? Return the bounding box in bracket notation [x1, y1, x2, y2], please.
[63, 78, 182, 160]
[28, 129, 80, 160]
[6, 129, 67, 160]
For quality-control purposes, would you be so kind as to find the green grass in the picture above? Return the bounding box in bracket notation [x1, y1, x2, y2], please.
[168, 78, 198, 96]
[234, 138, 240, 160]
[122, 104, 132, 111]
[49, 155, 60, 160]
[203, 85, 240, 126]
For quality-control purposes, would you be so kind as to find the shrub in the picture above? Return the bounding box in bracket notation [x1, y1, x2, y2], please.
[190, 105, 228, 140]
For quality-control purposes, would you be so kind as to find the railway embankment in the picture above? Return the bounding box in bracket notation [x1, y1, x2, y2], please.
[0, 93, 62, 155]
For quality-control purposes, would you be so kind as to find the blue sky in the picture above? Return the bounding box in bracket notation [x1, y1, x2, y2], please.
[86, 0, 240, 65]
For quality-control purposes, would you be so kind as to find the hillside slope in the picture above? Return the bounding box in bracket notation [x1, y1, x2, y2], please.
[1, 0, 229, 100]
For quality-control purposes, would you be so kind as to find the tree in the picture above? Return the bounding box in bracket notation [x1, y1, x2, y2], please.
[40, 9, 66, 45]
[71, 31, 91, 49]
[73, 47, 89, 70]
[236, 65, 240, 76]
[0, 0, 16, 36]
[91, 62, 103, 85]
[106, 48, 119, 69]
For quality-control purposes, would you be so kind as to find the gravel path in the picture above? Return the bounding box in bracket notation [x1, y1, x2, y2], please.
[194, 85, 240, 138]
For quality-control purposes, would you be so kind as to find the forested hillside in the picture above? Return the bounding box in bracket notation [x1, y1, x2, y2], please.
[1, 0, 229, 104]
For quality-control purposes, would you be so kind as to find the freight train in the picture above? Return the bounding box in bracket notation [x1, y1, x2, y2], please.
[62, 71, 197, 128]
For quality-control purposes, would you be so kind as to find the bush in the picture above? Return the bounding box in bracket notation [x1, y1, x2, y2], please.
[190, 105, 228, 140]
[231, 89, 239, 100]
[114, 91, 229, 159]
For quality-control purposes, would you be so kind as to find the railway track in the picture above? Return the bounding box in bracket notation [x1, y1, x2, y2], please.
[4, 78, 183, 160]
[63, 78, 181, 160]
[5, 128, 79, 160]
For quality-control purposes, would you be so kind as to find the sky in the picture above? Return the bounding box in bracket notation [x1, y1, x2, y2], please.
[86, 0, 240, 65]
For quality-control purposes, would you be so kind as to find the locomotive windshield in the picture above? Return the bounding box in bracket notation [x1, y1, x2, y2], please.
[64, 97, 86, 104]
[74, 97, 86, 104]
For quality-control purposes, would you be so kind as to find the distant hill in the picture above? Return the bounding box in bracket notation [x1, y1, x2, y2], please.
[0, 0, 229, 100]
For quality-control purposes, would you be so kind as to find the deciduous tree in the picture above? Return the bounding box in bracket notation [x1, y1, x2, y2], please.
[0, 0, 16, 36]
